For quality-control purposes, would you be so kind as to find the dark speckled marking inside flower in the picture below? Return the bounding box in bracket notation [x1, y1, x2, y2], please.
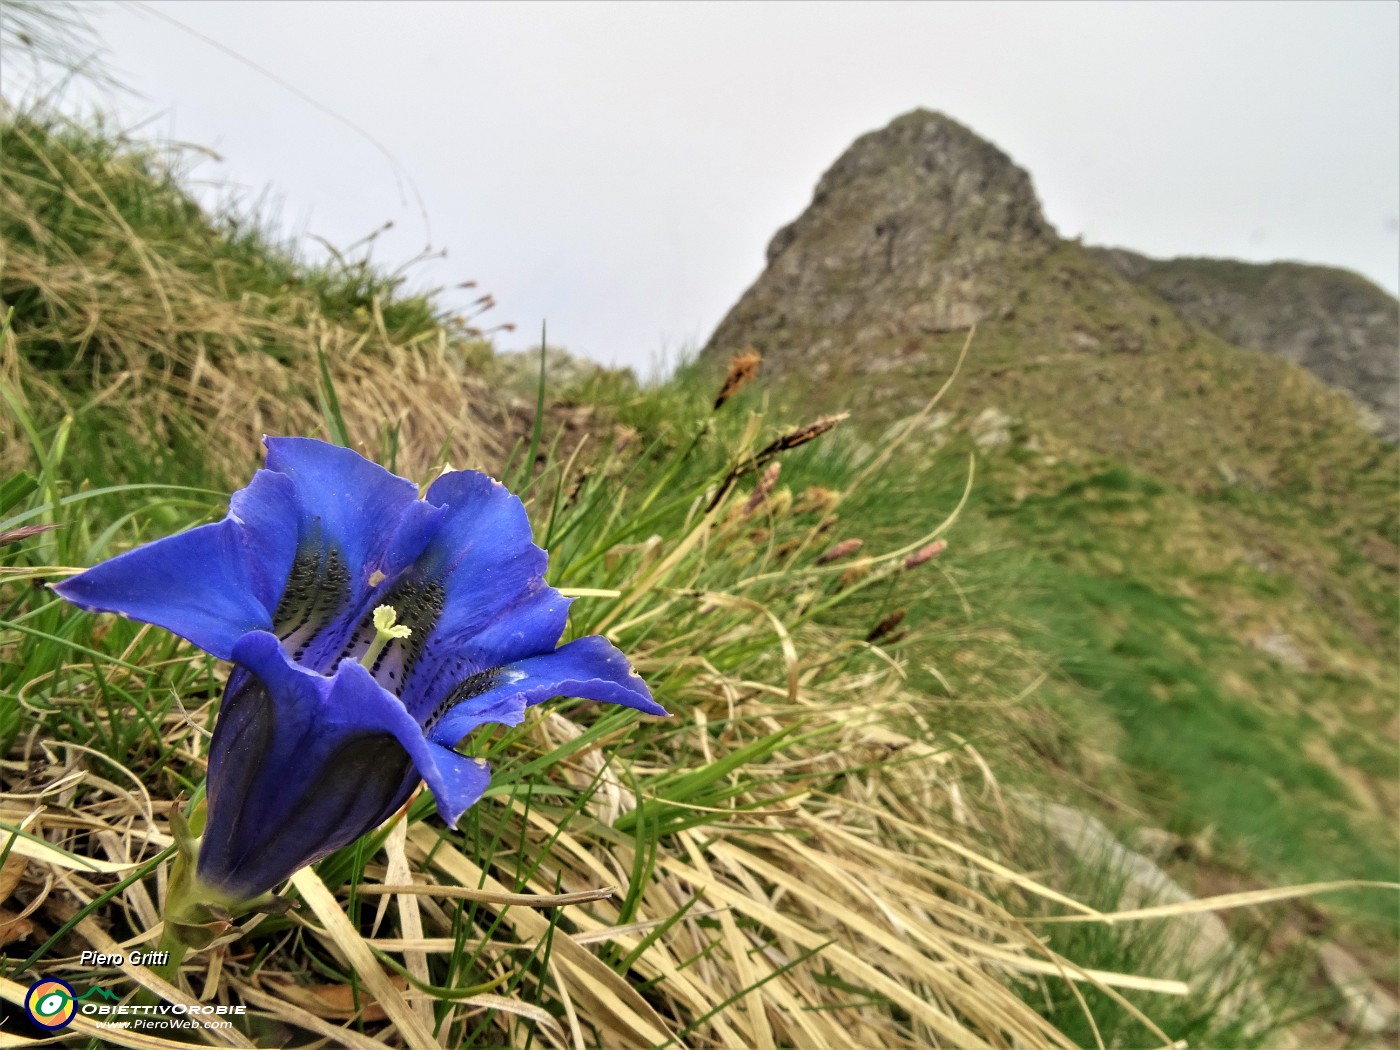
[424, 668, 509, 733]
[274, 542, 352, 662]
[360, 579, 445, 689]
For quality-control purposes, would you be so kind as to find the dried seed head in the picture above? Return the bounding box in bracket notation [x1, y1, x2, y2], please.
[755, 412, 850, 463]
[817, 538, 864, 565]
[612, 424, 637, 454]
[564, 467, 592, 509]
[903, 539, 947, 570]
[866, 608, 907, 643]
[742, 461, 782, 516]
[1, 523, 60, 547]
[713, 348, 762, 409]
[707, 411, 846, 514]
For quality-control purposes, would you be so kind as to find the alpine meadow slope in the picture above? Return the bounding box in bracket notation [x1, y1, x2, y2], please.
[9, 102, 1342, 1049]
[702, 108, 1400, 1022]
[3, 76, 1398, 1047]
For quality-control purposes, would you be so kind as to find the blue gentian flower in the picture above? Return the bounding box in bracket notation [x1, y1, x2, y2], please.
[53, 437, 664, 904]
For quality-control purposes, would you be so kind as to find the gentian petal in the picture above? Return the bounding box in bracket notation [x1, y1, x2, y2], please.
[426, 635, 667, 748]
[319, 656, 496, 828]
[262, 437, 422, 576]
[401, 584, 570, 725]
[51, 469, 298, 659]
[199, 632, 493, 899]
[415, 469, 562, 657]
[261, 438, 449, 673]
[385, 469, 574, 720]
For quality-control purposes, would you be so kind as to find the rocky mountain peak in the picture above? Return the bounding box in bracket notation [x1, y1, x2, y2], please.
[705, 109, 1396, 447]
[768, 109, 1056, 263]
[708, 110, 1058, 371]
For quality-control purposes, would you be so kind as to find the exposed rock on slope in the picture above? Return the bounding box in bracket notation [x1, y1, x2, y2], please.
[1020, 797, 1283, 1044]
[703, 109, 1397, 458]
[706, 110, 1057, 377]
[1092, 249, 1400, 442]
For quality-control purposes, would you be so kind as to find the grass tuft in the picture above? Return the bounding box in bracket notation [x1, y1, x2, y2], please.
[3, 103, 1394, 1048]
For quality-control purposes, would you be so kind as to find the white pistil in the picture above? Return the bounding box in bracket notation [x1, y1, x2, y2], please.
[360, 604, 411, 669]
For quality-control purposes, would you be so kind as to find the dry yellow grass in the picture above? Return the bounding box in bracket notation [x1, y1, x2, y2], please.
[1, 113, 516, 484]
[0, 637, 1194, 1049]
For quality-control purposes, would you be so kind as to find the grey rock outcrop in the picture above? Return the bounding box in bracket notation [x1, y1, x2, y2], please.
[1019, 797, 1287, 1045]
[703, 109, 1396, 447]
[1022, 798, 1400, 1043]
[1316, 941, 1400, 1037]
[1093, 249, 1400, 441]
[705, 110, 1057, 376]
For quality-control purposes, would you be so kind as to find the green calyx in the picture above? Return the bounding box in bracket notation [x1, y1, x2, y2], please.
[163, 801, 287, 950]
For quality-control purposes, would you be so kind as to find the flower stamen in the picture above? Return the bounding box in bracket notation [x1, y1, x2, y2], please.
[360, 604, 411, 669]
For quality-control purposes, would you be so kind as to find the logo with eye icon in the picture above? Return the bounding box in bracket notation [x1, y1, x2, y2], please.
[24, 978, 77, 1030]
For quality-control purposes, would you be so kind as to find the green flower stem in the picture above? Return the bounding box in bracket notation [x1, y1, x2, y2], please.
[131, 924, 190, 1007]
[151, 924, 191, 986]
[133, 792, 270, 1007]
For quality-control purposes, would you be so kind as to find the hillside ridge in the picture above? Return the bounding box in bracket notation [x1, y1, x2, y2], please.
[698, 112, 1400, 1015]
[1091, 247, 1399, 440]
[704, 109, 1399, 446]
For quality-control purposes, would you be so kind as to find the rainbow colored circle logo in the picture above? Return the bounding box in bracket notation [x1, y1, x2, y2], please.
[25, 977, 77, 1030]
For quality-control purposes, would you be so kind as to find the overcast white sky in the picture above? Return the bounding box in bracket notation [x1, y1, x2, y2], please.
[8, 1, 1399, 374]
